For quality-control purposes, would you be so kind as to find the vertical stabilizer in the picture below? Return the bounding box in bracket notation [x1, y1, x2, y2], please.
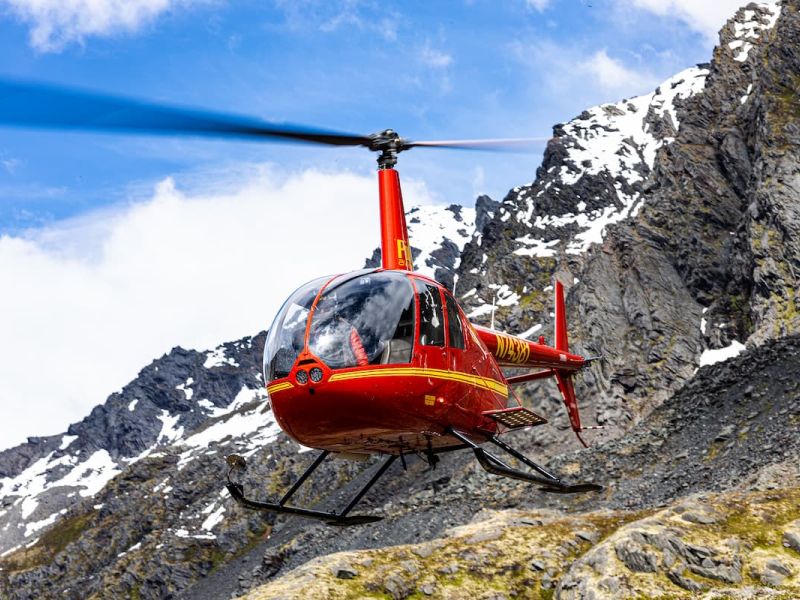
[553, 279, 587, 447]
[554, 279, 569, 352]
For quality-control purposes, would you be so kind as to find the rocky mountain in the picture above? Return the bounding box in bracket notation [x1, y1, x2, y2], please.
[364, 202, 478, 290]
[2, 2, 799, 599]
[0, 337, 265, 553]
[456, 0, 795, 448]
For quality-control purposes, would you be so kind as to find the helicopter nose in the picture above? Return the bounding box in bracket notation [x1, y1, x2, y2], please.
[292, 356, 328, 388]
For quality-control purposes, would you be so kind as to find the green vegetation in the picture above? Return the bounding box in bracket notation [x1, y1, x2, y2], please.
[129, 583, 142, 600]
[720, 487, 800, 550]
[0, 511, 94, 573]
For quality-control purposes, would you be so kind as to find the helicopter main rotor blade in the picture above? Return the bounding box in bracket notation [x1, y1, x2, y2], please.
[0, 79, 548, 154]
[403, 137, 550, 151]
[0, 79, 372, 147]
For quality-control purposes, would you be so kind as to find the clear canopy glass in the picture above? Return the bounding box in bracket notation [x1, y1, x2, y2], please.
[264, 276, 330, 382]
[308, 272, 415, 369]
[264, 271, 417, 382]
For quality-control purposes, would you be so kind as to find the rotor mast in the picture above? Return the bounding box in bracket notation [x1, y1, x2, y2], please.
[372, 129, 413, 272]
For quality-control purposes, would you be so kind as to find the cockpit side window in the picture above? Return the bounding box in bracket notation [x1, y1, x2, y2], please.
[445, 293, 465, 350]
[415, 280, 445, 347]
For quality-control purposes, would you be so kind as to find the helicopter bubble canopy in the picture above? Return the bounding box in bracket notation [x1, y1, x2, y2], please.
[263, 275, 331, 383]
[264, 270, 416, 382]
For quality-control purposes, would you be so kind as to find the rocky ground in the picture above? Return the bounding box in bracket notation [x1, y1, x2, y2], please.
[238, 488, 800, 600]
[231, 335, 800, 600]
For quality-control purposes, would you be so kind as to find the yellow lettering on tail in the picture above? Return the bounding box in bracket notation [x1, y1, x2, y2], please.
[495, 335, 531, 365]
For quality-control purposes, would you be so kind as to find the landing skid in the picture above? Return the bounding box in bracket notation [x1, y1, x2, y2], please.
[226, 432, 599, 526]
[225, 450, 396, 526]
[447, 428, 602, 494]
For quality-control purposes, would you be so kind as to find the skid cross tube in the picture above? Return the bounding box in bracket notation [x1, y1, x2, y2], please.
[340, 455, 398, 517]
[226, 451, 398, 525]
[279, 450, 329, 506]
[488, 435, 560, 481]
[447, 428, 602, 494]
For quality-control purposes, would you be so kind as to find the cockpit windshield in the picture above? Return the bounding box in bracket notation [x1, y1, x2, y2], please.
[309, 272, 415, 369]
[264, 276, 330, 383]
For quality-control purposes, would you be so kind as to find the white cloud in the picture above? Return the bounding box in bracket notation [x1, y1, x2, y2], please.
[274, 0, 399, 41]
[511, 40, 659, 101]
[418, 42, 454, 94]
[420, 44, 453, 69]
[582, 49, 658, 93]
[1, 157, 21, 174]
[0, 164, 438, 450]
[621, 0, 779, 39]
[0, 0, 192, 52]
[525, 0, 551, 11]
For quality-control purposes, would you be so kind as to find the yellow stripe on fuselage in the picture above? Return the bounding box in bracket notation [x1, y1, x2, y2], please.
[328, 367, 508, 397]
[267, 381, 294, 394]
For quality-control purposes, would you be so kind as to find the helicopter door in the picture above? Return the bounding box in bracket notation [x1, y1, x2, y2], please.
[444, 292, 466, 370]
[444, 291, 477, 416]
[414, 280, 447, 373]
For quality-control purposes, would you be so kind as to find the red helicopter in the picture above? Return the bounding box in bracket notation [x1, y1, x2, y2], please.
[0, 80, 602, 526]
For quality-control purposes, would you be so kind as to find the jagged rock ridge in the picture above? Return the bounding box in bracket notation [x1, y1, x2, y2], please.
[456, 1, 796, 449]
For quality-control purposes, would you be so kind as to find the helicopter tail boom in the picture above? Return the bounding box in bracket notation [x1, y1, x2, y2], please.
[473, 279, 591, 446]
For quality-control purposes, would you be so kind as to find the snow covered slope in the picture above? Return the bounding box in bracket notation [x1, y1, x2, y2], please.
[0, 337, 270, 555]
[502, 65, 708, 261]
[365, 203, 475, 289]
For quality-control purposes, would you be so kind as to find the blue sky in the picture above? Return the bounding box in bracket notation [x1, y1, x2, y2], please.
[0, 0, 758, 448]
[0, 0, 733, 231]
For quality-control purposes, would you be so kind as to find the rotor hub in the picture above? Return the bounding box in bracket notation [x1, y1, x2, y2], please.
[368, 129, 407, 169]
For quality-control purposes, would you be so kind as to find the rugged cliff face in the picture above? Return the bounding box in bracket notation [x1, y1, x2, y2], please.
[456, 1, 797, 450]
[364, 202, 477, 290]
[1, 3, 799, 599]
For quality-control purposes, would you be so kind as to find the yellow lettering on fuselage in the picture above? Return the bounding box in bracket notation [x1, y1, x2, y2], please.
[495, 334, 531, 365]
[396, 239, 413, 269]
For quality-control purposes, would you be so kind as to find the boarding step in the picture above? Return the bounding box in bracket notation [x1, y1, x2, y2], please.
[482, 407, 547, 429]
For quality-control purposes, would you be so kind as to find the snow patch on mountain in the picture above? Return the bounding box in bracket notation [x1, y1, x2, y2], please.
[363, 203, 476, 287]
[509, 65, 709, 258]
[176, 378, 194, 400]
[407, 204, 475, 275]
[59, 435, 77, 450]
[157, 410, 185, 445]
[178, 386, 275, 464]
[700, 340, 747, 367]
[555, 67, 706, 188]
[204, 345, 239, 368]
[728, 3, 781, 62]
[0, 447, 122, 544]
